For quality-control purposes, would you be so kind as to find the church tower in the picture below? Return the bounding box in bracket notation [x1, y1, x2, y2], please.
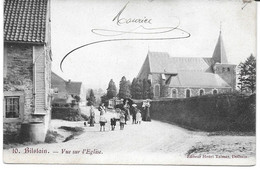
[212, 30, 237, 90]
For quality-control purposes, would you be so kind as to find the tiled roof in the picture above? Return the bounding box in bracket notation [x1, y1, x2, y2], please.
[4, 0, 48, 43]
[147, 51, 214, 73]
[168, 71, 231, 88]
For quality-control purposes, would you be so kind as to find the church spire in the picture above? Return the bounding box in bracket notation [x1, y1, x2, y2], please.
[212, 29, 228, 63]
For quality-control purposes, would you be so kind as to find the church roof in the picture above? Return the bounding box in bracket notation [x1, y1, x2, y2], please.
[4, 0, 48, 43]
[212, 31, 228, 63]
[168, 71, 231, 88]
[147, 51, 215, 73]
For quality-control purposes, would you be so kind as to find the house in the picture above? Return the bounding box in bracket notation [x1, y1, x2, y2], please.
[51, 72, 86, 104]
[3, 0, 52, 141]
[137, 31, 236, 99]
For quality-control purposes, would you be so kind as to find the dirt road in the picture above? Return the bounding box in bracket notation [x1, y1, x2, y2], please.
[3, 108, 256, 165]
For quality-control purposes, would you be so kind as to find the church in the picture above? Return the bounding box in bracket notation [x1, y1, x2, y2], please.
[137, 31, 236, 99]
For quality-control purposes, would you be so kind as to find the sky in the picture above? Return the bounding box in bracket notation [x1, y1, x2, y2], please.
[50, 0, 256, 91]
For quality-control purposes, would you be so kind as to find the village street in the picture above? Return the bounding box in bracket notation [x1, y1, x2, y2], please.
[3, 106, 256, 165]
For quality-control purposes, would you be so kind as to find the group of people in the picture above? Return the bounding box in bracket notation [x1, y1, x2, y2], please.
[86, 102, 142, 132]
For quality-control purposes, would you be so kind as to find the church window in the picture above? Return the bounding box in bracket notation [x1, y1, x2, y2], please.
[172, 89, 177, 98]
[227, 68, 230, 71]
[199, 89, 204, 96]
[213, 89, 218, 95]
[154, 84, 160, 97]
[186, 89, 191, 98]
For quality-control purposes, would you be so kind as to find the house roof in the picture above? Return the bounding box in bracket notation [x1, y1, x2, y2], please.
[4, 0, 48, 43]
[168, 71, 231, 88]
[66, 82, 82, 96]
[51, 72, 67, 93]
[147, 51, 215, 73]
[51, 72, 82, 96]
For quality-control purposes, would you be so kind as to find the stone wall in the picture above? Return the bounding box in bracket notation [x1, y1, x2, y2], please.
[150, 93, 255, 132]
[150, 73, 232, 99]
[166, 87, 232, 98]
[3, 43, 52, 142]
[4, 43, 34, 125]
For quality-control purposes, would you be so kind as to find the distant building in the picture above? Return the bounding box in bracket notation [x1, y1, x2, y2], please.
[3, 0, 52, 141]
[137, 31, 236, 99]
[51, 72, 86, 104]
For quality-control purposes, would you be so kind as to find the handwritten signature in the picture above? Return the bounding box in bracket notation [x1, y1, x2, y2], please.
[112, 2, 152, 26]
[60, 1, 191, 72]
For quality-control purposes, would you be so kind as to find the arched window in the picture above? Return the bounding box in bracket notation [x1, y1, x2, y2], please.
[227, 68, 230, 72]
[154, 84, 160, 97]
[186, 89, 191, 98]
[213, 89, 218, 95]
[172, 89, 177, 98]
[199, 89, 204, 96]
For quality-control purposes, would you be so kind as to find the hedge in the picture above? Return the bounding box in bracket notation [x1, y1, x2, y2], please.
[51, 107, 88, 121]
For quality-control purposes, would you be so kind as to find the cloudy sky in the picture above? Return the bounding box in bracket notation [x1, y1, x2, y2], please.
[51, 0, 256, 90]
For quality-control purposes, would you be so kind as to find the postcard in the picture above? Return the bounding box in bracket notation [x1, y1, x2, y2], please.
[2, 0, 256, 165]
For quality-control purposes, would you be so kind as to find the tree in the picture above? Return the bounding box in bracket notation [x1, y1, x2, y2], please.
[135, 79, 143, 99]
[87, 89, 96, 106]
[143, 79, 154, 99]
[107, 79, 117, 99]
[147, 80, 154, 99]
[237, 54, 256, 94]
[73, 95, 81, 103]
[118, 76, 131, 99]
[100, 94, 108, 106]
[130, 78, 137, 99]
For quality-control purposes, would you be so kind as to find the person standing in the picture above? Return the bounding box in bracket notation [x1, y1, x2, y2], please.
[98, 103, 106, 115]
[123, 100, 130, 124]
[99, 113, 107, 131]
[132, 104, 137, 124]
[119, 110, 125, 130]
[89, 105, 95, 127]
[142, 99, 151, 121]
[136, 109, 142, 124]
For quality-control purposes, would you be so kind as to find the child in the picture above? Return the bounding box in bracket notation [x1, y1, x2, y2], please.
[120, 110, 125, 130]
[136, 109, 142, 124]
[99, 114, 107, 131]
[110, 117, 117, 131]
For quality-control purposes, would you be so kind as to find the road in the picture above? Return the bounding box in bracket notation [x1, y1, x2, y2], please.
[3, 107, 256, 165]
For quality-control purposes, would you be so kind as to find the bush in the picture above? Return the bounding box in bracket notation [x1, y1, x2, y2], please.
[52, 107, 88, 121]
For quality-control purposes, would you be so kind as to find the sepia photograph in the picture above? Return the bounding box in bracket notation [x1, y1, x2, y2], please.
[2, 0, 257, 165]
